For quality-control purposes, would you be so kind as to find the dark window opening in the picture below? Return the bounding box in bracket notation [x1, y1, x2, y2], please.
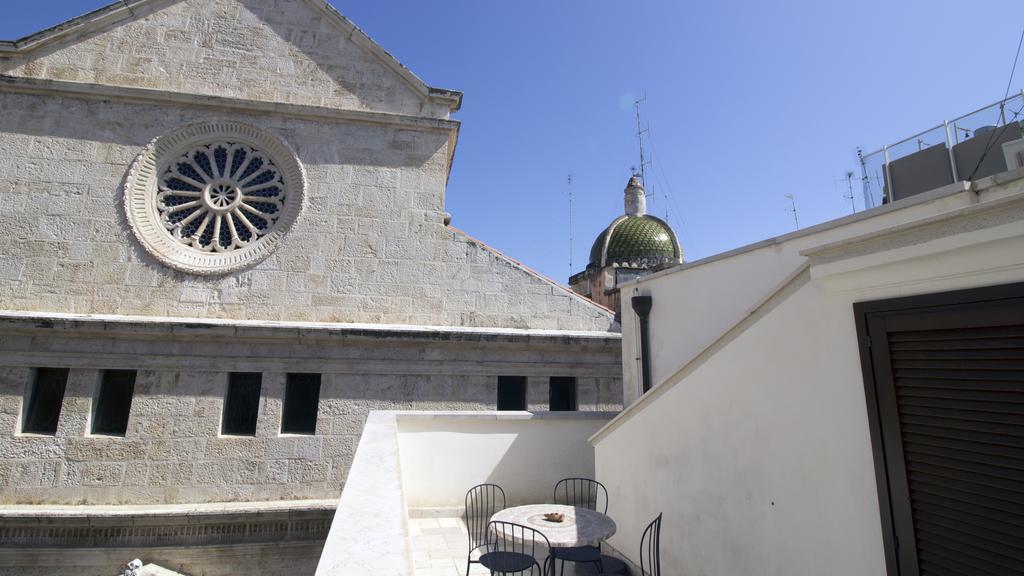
[222, 372, 262, 436]
[549, 377, 578, 411]
[497, 376, 527, 411]
[22, 368, 69, 434]
[282, 373, 321, 434]
[92, 370, 136, 436]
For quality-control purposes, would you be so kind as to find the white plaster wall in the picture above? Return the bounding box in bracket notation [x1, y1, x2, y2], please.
[0, 0, 442, 118]
[599, 281, 886, 576]
[398, 414, 612, 508]
[620, 245, 803, 405]
[596, 197, 1024, 575]
[621, 177, 1024, 402]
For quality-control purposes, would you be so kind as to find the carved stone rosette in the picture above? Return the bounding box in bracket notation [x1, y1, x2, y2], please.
[124, 122, 306, 275]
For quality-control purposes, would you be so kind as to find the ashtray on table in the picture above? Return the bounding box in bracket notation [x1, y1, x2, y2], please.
[543, 512, 565, 523]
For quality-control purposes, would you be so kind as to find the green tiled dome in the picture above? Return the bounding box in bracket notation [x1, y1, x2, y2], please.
[589, 215, 680, 267]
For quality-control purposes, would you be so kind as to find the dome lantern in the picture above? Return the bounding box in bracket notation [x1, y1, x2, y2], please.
[624, 174, 647, 216]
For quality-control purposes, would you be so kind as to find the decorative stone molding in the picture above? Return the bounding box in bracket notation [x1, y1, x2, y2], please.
[124, 122, 306, 275]
[0, 505, 333, 548]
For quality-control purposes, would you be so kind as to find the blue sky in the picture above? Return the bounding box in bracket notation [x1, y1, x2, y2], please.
[2, 1, 1022, 284]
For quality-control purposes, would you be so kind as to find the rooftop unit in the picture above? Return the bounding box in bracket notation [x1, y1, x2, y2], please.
[859, 91, 1024, 206]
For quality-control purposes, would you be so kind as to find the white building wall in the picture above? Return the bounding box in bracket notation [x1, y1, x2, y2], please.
[599, 279, 887, 576]
[597, 175, 1024, 575]
[620, 177, 1024, 403]
[619, 245, 804, 405]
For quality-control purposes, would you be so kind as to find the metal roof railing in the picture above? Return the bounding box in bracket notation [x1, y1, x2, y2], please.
[858, 90, 1024, 208]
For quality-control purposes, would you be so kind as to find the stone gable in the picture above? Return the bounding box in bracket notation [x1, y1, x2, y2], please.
[0, 0, 615, 332]
[0, 0, 451, 118]
[0, 88, 615, 331]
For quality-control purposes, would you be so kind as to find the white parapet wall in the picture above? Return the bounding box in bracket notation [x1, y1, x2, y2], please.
[398, 411, 614, 509]
[316, 410, 614, 576]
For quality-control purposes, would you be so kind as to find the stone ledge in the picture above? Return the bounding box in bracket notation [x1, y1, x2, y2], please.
[0, 74, 457, 131]
[0, 500, 335, 548]
[316, 411, 409, 576]
[0, 499, 337, 519]
[395, 410, 618, 421]
[0, 541, 324, 576]
[0, 310, 622, 345]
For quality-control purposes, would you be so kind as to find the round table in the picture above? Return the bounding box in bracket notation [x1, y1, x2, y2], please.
[490, 504, 616, 548]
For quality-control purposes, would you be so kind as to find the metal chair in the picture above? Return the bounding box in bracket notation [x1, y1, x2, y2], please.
[550, 478, 609, 575]
[553, 477, 608, 513]
[639, 513, 662, 576]
[480, 520, 553, 575]
[465, 483, 506, 576]
[588, 513, 662, 576]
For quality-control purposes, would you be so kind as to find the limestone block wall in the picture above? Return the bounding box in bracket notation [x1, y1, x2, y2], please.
[0, 88, 614, 331]
[0, 0, 447, 118]
[0, 317, 622, 505]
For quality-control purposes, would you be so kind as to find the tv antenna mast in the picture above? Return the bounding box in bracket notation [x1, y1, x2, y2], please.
[835, 171, 856, 214]
[567, 174, 574, 276]
[634, 96, 651, 190]
[785, 193, 800, 230]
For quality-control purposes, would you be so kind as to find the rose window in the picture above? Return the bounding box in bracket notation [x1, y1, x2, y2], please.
[124, 122, 306, 275]
[158, 143, 286, 252]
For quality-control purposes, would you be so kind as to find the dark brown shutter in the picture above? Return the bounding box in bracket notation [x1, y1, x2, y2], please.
[857, 285, 1024, 576]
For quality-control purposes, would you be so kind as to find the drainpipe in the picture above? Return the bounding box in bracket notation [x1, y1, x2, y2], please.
[631, 295, 653, 394]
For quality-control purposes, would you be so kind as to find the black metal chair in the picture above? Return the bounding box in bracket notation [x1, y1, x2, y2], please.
[480, 520, 553, 575]
[553, 477, 608, 514]
[588, 512, 662, 576]
[465, 483, 507, 576]
[550, 478, 609, 575]
[638, 513, 662, 576]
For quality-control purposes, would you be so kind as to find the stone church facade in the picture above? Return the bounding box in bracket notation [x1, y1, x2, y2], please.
[0, 1, 621, 574]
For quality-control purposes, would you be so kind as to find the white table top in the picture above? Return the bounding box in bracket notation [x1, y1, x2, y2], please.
[489, 504, 616, 548]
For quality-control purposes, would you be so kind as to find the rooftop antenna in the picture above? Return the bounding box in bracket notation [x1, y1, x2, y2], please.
[567, 174, 574, 275]
[785, 193, 800, 229]
[857, 147, 874, 209]
[634, 95, 651, 190]
[844, 171, 856, 213]
[835, 171, 856, 214]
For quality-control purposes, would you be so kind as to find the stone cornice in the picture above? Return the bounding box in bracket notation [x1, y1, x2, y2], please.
[0, 75, 460, 133]
[0, 310, 622, 345]
[0, 311, 621, 377]
[0, 499, 335, 548]
[799, 187, 1024, 263]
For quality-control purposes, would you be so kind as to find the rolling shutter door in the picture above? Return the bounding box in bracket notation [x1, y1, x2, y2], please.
[858, 287, 1024, 576]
